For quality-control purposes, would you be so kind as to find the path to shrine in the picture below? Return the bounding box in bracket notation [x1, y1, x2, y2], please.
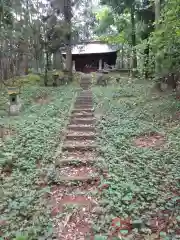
[51, 74, 99, 239]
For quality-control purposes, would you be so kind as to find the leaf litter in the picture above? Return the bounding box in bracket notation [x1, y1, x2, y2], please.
[134, 132, 166, 148]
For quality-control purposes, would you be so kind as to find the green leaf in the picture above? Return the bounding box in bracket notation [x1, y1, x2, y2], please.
[14, 235, 28, 240]
[120, 229, 129, 235]
[122, 193, 133, 201]
[115, 221, 121, 227]
[160, 232, 166, 237]
[94, 235, 107, 240]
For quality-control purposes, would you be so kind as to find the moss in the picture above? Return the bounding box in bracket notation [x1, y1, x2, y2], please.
[6, 74, 41, 88]
[73, 72, 82, 82]
[51, 70, 64, 77]
[25, 74, 41, 82]
[50, 70, 81, 83]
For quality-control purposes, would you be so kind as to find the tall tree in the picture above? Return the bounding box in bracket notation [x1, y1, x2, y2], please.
[155, 0, 161, 30]
[73, 0, 97, 41]
[101, 0, 138, 69]
[64, 0, 72, 77]
[150, 0, 180, 75]
[0, 0, 48, 82]
[50, 0, 73, 78]
[154, 0, 161, 74]
[137, 0, 155, 78]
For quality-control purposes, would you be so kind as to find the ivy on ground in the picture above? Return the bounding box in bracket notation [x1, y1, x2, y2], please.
[0, 85, 76, 239]
[93, 75, 180, 239]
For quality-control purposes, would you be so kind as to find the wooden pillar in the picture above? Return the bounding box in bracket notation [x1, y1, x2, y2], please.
[72, 60, 76, 71]
[99, 59, 102, 70]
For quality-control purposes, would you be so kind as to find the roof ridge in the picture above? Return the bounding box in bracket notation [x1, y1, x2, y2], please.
[62, 42, 119, 55]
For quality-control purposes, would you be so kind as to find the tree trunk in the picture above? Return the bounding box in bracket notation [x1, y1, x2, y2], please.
[16, 53, 24, 76]
[121, 44, 124, 69]
[53, 52, 63, 70]
[144, 43, 149, 79]
[35, 58, 39, 73]
[130, 4, 137, 70]
[155, 0, 160, 29]
[155, 0, 161, 74]
[25, 54, 28, 75]
[66, 43, 72, 73]
[64, 0, 72, 81]
[44, 51, 48, 86]
[127, 49, 130, 70]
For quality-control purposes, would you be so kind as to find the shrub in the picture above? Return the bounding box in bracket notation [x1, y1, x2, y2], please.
[22, 74, 41, 83]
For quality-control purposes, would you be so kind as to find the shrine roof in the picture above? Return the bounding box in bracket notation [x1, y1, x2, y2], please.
[62, 40, 119, 55]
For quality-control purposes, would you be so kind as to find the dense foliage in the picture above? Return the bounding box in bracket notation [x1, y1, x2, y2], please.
[150, 0, 180, 75]
[0, 0, 97, 85]
[0, 85, 76, 239]
[93, 75, 180, 238]
[96, 0, 180, 79]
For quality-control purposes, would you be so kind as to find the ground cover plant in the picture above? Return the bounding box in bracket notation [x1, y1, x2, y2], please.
[92, 74, 180, 239]
[0, 84, 76, 239]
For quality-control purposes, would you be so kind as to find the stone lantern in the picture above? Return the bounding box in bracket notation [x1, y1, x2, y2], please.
[7, 87, 22, 115]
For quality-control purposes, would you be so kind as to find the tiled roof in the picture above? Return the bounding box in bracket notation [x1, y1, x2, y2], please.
[64, 41, 119, 55]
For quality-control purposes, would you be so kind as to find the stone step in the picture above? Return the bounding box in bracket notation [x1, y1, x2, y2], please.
[80, 83, 91, 84]
[80, 81, 91, 82]
[81, 86, 90, 89]
[78, 90, 93, 96]
[59, 175, 97, 182]
[66, 133, 96, 141]
[80, 83, 91, 85]
[77, 93, 92, 96]
[67, 125, 95, 132]
[62, 140, 96, 151]
[57, 166, 98, 182]
[80, 80, 92, 83]
[70, 118, 95, 125]
[80, 86, 92, 88]
[77, 94, 92, 96]
[76, 97, 92, 99]
[74, 102, 93, 106]
[75, 101, 93, 104]
[75, 99, 92, 102]
[74, 106, 93, 110]
[76, 98, 92, 101]
[62, 144, 96, 152]
[75, 99, 93, 103]
[82, 90, 92, 93]
[75, 101, 92, 104]
[78, 91, 92, 94]
[72, 113, 94, 118]
[78, 95, 92, 97]
[78, 91, 92, 93]
[75, 97, 92, 100]
[78, 93, 92, 96]
[66, 130, 95, 136]
[78, 90, 92, 93]
[55, 195, 96, 212]
[80, 81, 91, 83]
[55, 151, 96, 166]
[73, 105, 93, 109]
[72, 109, 94, 114]
[55, 157, 95, 166]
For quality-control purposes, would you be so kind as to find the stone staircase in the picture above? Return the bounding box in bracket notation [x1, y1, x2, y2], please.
[52, 74, 98, 239]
